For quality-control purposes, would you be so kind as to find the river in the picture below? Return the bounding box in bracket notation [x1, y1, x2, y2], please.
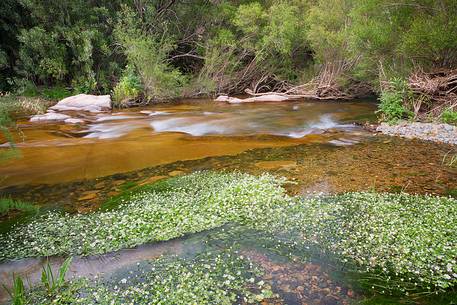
[0, 98, 456, 304]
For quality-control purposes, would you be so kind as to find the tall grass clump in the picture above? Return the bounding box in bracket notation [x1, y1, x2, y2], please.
[441, 108, 457, 125]
[0, 198, 38, 217]
[3, 275, 26, 305]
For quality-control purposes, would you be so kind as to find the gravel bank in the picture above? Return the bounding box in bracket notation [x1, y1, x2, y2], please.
[376, 121, 457, 145]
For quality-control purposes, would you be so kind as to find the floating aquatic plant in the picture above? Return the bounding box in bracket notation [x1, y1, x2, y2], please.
[25, 249, 271, 305]
[0, 172, 289, 259]
[1, 172, 456, 294]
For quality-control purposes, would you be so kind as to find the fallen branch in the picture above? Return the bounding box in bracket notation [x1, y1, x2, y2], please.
[406, 69, 457, 119]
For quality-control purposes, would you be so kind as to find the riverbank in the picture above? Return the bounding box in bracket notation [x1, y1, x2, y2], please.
[377, 121, 457, 145]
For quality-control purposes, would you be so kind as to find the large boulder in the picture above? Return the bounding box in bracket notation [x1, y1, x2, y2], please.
[50, 94, 111, 112]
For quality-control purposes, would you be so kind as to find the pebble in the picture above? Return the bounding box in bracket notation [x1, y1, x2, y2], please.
[376, 121, 457, 145]
[77, 192, 98, 201]
[169, 170, 185, 177]
[139, 175, 168, 186]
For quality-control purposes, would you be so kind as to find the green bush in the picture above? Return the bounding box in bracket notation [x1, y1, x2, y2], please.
[114, 6, 187, 101]
[41, 87, 72, 100]
[71, 74, 98, 94]
[17, 27, 68, 83]
[441, 109, 457, 125]
[377, 78, 413, 123]
[112, 66, 142, 107]
[14, 79, 39, 97]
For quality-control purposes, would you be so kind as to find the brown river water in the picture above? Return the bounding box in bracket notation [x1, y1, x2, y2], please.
[0, 98, 456, 304]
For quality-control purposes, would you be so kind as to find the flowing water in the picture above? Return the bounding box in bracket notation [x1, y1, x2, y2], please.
[1, 100, 377, 187]
[1, 98, 456, 304]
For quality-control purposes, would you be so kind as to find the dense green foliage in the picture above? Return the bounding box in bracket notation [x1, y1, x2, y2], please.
[1, 172, 456, 294]
[377, 78, 413, 123]
[12, 0, 122, 93]
[112, 65, 142, 107]
[1, 0, 456, 108]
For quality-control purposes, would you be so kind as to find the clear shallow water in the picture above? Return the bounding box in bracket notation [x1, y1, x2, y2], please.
[2, 224, 455, 304]
[0, 226, 362, 304]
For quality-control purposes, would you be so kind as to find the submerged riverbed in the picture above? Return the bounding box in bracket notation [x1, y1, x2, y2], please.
[0, 98, 456, 304]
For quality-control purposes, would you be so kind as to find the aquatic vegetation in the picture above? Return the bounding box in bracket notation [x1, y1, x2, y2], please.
[1, 172, 456, 295]
[41, 257, 73, 295]
[3, 275, 25, 305]
[25, 250, 270, 305]
[6, 257, 76, 305]
[0, 172, 289, 259]
[277, 193, 457, 293]
[0, 198, 38, 217]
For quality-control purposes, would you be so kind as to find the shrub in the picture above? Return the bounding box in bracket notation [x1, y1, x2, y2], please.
[112, 66, 142, 107]
[71, 74, 97, 94]
[41, 87, 72, 100]
[377, 78, 413, 123]
[441, 109, 457, 125]
[114, 6, 187, 101]
[13, 79, 39, 97]
[17, 27, 67, 83]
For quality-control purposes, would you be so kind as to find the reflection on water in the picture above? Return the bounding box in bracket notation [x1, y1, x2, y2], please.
[0, 99, 377, 187]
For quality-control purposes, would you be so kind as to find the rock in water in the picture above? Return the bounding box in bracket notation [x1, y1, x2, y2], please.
[215, 95, 243, 103]
[64, 118, 85, 124]
[244, 94, 290, 102]
[50, 94, 111, 112]
[215, 94, 290, 104]
[30, 94, 111, 123]
[30, 112, 70, 122]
